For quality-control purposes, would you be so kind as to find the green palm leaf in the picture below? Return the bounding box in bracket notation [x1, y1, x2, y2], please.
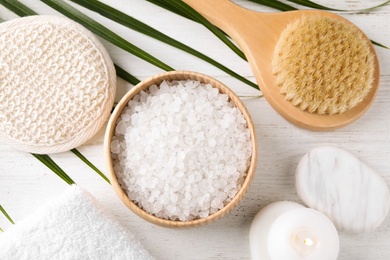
[286, 0, 340, 10]
[0, 205, 15, 224]
[147, 0, 193, 20]
[32, 154, 76, 185]
[41, 0, 173, 72]
[71, 149, 110, 184]
[0, 0, 36, 15]
[247, 0, 390, 13]
[146, 0, 247, 61]
[371, 40, 389, 50]
[115, 64, 141, 86]
[41, 0, 258, 88]
[70, 0, 258, 90]
[286, 0, 390, 12]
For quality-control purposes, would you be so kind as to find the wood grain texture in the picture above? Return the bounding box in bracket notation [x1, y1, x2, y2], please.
[0, 0, 390, 259]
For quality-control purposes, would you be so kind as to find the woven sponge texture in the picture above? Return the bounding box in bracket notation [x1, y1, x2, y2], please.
[272, 16, 375, 115]
[0, 16, 116, 153]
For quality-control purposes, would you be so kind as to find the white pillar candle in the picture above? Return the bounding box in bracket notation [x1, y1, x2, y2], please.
[249, 201, 339, 260]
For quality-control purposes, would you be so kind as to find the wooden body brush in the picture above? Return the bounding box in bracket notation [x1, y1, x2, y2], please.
[183, 0, 380, 131]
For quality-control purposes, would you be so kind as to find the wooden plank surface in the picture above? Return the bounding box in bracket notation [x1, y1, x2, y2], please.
[0, 0, 390, 259]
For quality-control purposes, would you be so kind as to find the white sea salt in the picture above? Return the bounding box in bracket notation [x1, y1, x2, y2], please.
[111, 80, 252, 221]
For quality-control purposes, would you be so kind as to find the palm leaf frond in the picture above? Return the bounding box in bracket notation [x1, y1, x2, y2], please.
[146, 0, 247, 61]
[41, 0, 174, 72]
[71, 0, 258, 90]
[71, 149, 110, 184]
[0, 0, 37, 16]
[0, 205, 15, 224]
[32, 154, 75, 185]
[115, 64, 141, 86]
[286, 0, 390, 12]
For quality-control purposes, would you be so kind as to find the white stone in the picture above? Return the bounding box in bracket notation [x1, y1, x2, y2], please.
[296, 146, 390, 234]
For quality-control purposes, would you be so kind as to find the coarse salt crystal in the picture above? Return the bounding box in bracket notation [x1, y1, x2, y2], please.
[111, 80, 252, 221]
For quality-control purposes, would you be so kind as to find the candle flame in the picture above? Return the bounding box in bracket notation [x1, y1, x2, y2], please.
[304, 238, 314, 246]
[292, 230, 318, 256]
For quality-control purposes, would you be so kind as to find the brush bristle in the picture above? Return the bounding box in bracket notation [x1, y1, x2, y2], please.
[272, 16, 375, 115]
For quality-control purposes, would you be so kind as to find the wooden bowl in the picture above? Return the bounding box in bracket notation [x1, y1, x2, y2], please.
[104, 71, 258, 228]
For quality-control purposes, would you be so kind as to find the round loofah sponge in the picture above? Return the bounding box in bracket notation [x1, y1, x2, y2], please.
[272, 16, 375, 115]
[0, 16, 116, 154]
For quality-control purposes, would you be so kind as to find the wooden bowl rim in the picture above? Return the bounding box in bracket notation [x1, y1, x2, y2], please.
[104, 70, 258, 228]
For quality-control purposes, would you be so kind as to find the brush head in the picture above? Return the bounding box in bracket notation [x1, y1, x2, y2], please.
[272, 16, 375, 115]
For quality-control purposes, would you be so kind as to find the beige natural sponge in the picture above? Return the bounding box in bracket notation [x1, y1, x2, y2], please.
[0, 16, 116, 154]
[272, 16, 375, 115]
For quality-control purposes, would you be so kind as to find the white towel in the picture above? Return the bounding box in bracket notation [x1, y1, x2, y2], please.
[0, 185, 154, 260]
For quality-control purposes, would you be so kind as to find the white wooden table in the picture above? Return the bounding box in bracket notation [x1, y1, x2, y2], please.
[1, 0, 390, 259]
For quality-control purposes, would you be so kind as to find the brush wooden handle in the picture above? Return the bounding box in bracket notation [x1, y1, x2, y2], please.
[182, 0, 278, 73]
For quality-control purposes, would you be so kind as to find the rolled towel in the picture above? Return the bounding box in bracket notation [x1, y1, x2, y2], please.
[0, 185, 154, 260]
